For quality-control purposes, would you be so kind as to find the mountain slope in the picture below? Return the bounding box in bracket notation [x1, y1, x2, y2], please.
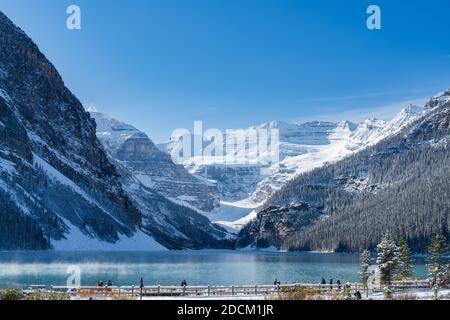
[237, 90, 450, 253]
[0, 11, 148, 249]
[0, 11, 228, 250]
[92, 112, 220, 212]
[91, 112, 231, 249]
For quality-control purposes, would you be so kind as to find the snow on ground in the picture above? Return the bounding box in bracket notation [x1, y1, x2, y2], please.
[33, 153, 128, 228]
[215, 211, 258, 233]
[0, 158, 17, 174]
[52, 218, 167, 251]
[141, 295, 264, 301]
[207, 200, 260, 232]
[0, 179, 32, 215]
[368, 288, 450, 300]
[0, 88, 11, 102]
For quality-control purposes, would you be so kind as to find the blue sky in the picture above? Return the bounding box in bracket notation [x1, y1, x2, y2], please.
[1, 0, 449, 142]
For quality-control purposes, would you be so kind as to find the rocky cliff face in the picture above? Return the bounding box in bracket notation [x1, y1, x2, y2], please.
[0, 11, 146, 250]
[91, 112, 230, 249]
[92, 112, 220, 212]
[0, 11, 228, 250]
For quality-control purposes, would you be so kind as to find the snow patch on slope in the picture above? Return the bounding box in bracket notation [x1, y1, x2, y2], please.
[33, 153, 127, 228]
[52, 219, 167, 251]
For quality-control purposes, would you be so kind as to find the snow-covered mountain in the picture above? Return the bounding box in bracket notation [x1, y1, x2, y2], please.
[159, 106, 423, 228]
[0, 11, 230, 251]
[251, 105, 424, 205]
[92, 112, 220, 213]
[237, 90, 450, 253]
[0, 11, 145, 250]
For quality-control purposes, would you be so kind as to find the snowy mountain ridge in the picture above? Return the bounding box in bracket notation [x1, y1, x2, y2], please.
[159, 104, 424, 229]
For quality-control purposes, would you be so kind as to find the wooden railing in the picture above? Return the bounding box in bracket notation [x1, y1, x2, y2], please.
[48, 283, 361, 298]
[33, 280, 433, 298]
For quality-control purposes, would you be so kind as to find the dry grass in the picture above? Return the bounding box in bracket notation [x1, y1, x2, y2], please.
[394, 293, 418, 300]
[268, 287, 325, 300]
[26, 291, 70, 301]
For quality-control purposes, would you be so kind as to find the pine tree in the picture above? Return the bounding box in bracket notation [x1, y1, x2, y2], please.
[427, 232, 448, 287]
[359, 250, 371, 290]
[376, 232, 398, 285]
[397, 238, 413, 279]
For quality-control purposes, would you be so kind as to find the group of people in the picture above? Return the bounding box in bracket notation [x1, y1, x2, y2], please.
[320, 277, 342, 289]
[97, 280, 113, 287]
[320, 277, 362, 300]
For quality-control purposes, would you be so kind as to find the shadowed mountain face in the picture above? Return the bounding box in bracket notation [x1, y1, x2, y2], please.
[237, 91, 450, 253]
[0, 11, 229, 250]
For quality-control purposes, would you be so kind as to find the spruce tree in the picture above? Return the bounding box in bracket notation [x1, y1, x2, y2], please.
[360, 250, 371, 290]
[397, 238, 413, 279]
[376, 232, 398, 285]
[427, 232, 448, 287]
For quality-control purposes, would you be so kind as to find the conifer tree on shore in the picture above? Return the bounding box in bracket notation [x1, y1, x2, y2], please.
[427, 232, 448, 287]
[376, 232, 398, 285]
[397, 238, 413, 279]
[360, 250, 371, 290]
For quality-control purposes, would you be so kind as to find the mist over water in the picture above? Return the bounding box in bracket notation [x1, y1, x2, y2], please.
[0, 251, 427, 288]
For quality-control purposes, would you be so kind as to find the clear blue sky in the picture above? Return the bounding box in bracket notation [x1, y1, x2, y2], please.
[1, 0, 449, 142]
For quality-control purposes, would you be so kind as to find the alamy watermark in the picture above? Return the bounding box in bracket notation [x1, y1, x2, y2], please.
[66, 265, 81, 289]
[169, 121, 280, 176]
[66, 5, 81, 30]
[65, 4, 381, 31]
[367, 5, 382, 30]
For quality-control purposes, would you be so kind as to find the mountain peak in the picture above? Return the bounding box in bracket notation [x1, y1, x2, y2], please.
[401, 104, 423, 114]
[425, 89, 450, 110]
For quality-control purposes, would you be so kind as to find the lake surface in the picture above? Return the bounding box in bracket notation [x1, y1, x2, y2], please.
[0, 251, 427, 288]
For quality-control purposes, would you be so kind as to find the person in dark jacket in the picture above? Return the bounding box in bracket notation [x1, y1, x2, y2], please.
[321, 277, 326, 285]
[354, 291, 362, 300]
[329, 279, 333, 290]
[337, 280, 342, 291]
[181, 280, 187, 287]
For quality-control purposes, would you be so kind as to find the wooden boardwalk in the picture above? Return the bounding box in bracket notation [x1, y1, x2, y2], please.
[44, 280, 432, 298]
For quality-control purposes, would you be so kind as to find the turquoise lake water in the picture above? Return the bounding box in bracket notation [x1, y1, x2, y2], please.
[0, 251, 427, 288]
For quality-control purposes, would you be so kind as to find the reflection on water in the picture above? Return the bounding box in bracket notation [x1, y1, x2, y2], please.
[0, 251, 427, 288]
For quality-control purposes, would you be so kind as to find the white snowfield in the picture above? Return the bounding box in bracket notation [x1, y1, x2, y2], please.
[52, 219, 166, 251]
[367, 288, 450, 300]
[170, 104, 424, 229]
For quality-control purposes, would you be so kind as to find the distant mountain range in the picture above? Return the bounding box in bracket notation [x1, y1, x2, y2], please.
[0, 10, 447, 252]
[159, 104, 424, 228]
[237, 91, 450, 252]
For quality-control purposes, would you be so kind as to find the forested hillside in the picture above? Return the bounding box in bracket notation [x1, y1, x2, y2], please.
[238, 90, 450, 253]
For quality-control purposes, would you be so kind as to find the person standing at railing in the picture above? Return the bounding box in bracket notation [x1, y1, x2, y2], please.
[139, 278, 144, 300]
